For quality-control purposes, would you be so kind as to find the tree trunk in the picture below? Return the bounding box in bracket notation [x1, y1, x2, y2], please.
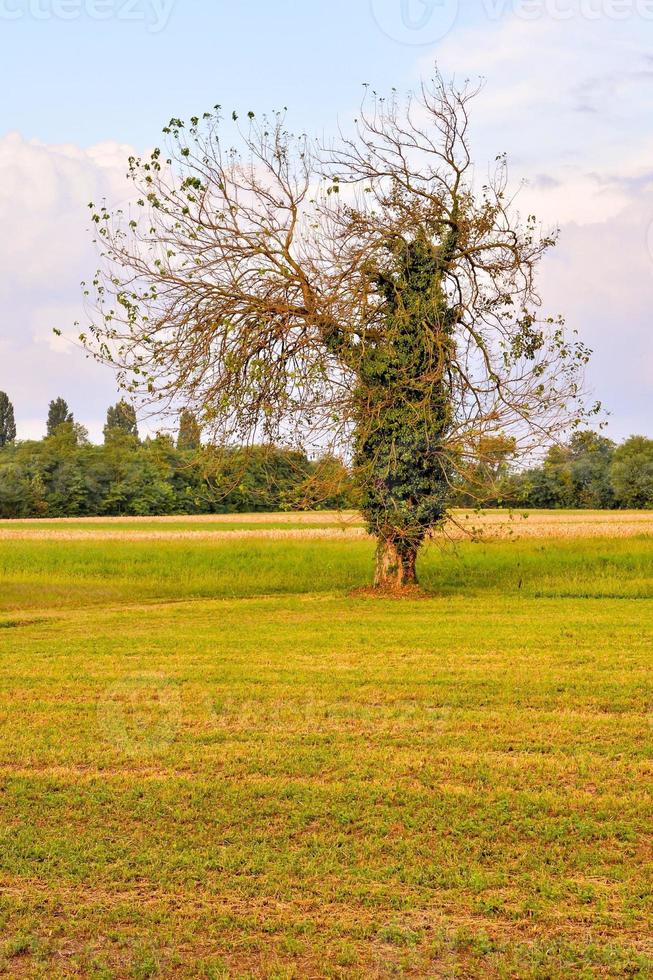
[374, 538, 418, 590]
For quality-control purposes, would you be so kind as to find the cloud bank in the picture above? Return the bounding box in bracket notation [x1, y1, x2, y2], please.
[429, 11, 653, 438]
[0, 133, 133, 440]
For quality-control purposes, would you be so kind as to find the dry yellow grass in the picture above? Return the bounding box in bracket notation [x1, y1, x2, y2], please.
[449, 509, 653, 540]
[0, 509, 651, 542]
[0, 510, 357, 525]
[0, 527, 367, 542]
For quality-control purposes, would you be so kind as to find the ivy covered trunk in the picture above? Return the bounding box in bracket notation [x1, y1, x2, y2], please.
[354, 233, 456, 590]
[374, 537, 419, 590]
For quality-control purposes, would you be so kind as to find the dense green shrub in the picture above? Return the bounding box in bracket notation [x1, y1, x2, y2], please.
[457, 432, 653, 510]
[0, 433, 352, 518]
[2, 427, 651, 517]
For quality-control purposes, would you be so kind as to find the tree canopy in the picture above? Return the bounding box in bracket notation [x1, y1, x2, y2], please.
[610, 436, 653, 510]
[104, 399, 139, 442]
[46, 397, 73, 437]
[0, 436, 347, 519]
[177, 409, 202, 450]
[2, 426, 651, 519]
[0, 392, 16, 448]
[83, 72, 597, 588]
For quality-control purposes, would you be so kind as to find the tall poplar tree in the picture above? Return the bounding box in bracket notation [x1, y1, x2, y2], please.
[0, 392, 16, 448]
[47, 397, 73, 436]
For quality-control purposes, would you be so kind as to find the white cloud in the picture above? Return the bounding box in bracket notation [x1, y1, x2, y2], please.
[428, 12, 653, 223]
[539, 196, 653, 438]
[0, 132, 135, 441]
[418, 10, 653, 438]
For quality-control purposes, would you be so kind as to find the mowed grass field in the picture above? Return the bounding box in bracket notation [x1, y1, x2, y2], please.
[0, 512, 652, 978]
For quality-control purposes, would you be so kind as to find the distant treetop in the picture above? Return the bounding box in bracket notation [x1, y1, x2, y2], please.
[0, 391, 16, 448]
[47, 397, 73, 437]
[177, 409, 202, 451]
[104, 399, 139, 442]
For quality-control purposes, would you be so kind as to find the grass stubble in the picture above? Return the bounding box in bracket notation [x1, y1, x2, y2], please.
[0, 512, 651, 977]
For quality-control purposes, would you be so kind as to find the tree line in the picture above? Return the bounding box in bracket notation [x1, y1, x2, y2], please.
[1, 392, 652, 517]
[0, 393, 351, 518]
[461, 431, 653, 511]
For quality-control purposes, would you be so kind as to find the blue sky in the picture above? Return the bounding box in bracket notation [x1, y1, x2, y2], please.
[1, 1, 483, 146]
[1, 0, 652, 441]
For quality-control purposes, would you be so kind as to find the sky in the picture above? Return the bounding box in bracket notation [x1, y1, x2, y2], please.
[1, 0, 651, 442]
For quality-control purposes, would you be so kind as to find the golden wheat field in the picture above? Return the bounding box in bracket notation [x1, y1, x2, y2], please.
[0, 509, 651, 542]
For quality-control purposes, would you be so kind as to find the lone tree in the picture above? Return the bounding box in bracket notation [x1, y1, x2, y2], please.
[104, 399, 139, 442]
[177, 409, 202, 450]
[0, 392, 16, 448]
[84, 73, 596, 590]
[46, 397, 73, 436]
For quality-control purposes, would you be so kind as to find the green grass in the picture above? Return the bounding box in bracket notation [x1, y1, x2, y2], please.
[0, 518, 359, 532]
[0, 524, 651, 977]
